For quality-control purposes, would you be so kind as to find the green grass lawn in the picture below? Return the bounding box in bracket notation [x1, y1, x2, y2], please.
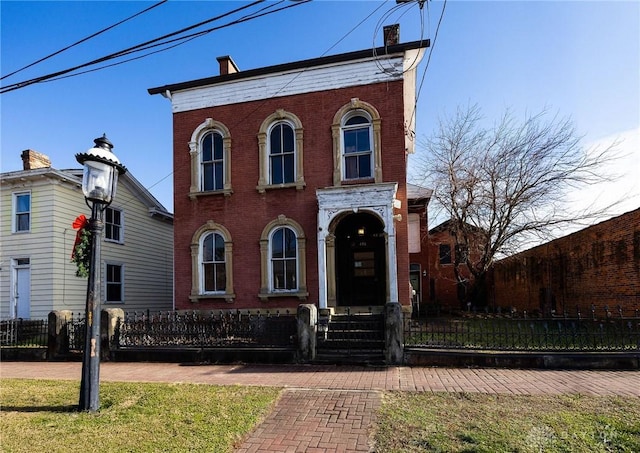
[2, 379, 639, 452]
[0, 379, 280, 453]
[376, 392, 640, 452]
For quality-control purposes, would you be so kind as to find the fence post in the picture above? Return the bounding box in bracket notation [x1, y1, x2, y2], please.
[48, 310, 73, 360]
[297, 304, 317, 362]
[385, 302, 404, 365]
[101, 308, 124, 361]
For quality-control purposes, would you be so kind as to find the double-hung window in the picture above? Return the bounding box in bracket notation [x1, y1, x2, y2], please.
[105, 263, 124, 303]
[332, 99, 381, 186]
[105, 207, 123, 242]
[202, 232, 226, 293]
[13, 192, 31, 233]
[201, 131, 224, 191]
[257, 110, 305, 192]
[342, 114, 373, 180]
[190, 222, 234, 301]
[270, 227, 297, 291]
[189, 118, 232, 197]
[269, 122, 295, 185]
[258, 216, 308, 300]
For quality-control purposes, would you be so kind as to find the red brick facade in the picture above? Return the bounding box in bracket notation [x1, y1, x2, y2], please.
[170, 80, 411, 311]
[491, 209, 640, 315]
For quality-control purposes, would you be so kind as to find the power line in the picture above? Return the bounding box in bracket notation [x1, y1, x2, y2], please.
[1, 1, 168, 81]
[0, 0, 269, 94]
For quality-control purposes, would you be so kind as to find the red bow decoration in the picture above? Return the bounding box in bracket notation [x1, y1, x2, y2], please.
[71, 215, 89, 259]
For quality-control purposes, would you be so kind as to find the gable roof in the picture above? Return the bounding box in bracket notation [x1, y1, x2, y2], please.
[1, 167, 172, 222]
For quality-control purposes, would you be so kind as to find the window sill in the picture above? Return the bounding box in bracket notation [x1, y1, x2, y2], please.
[190, 293, 236, 303]
[189, 188, 233, 200]
[256, 181, 305, 194]
[258, 290, 308, 302]
[340, 178, 375, 186]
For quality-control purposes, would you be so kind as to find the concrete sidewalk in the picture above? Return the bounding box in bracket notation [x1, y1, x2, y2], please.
[3, 362, 639, 452]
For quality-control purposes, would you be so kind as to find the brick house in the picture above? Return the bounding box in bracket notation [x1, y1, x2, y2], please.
[148, 32, 429, 316]
[490, 209, 640, 315]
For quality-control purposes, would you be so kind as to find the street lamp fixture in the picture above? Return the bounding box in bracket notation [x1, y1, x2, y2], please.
[76, 134, 126, 412]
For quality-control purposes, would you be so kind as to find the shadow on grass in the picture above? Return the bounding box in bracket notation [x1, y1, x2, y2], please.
[1, 404, 78, 413]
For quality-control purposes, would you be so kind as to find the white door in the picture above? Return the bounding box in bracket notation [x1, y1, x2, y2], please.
[13, 259, 31, 319]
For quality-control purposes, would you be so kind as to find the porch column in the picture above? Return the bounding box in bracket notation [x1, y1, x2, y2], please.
[317, 233, 328, 309]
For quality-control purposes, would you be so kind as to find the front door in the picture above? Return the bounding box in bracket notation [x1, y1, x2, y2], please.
[335, 213, 386, 306]
[13, 259, 31, 319]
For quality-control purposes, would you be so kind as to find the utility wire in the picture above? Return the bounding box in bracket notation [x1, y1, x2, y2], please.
[1, 1, 168, 81]
[407, 0, 447, 138]
[0, 0, 267, 93]
[43, 1, 308, 84]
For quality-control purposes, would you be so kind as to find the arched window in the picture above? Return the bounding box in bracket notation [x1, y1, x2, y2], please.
[257, 110, 305, 192]
[259, 215, 308, 300]
[269, 122, 295, 185]
[270, 227, 297, 291]
[331, 99, 382, 186]
[189, 118, 232, 198]
[201, 131, 224, 191]
[201, 232, 226, 292]
[342, 112, 373, 180]
[190, 222, 235, 302]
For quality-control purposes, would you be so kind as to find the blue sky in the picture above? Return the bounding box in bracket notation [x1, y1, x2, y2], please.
[2, 0, 638, 220]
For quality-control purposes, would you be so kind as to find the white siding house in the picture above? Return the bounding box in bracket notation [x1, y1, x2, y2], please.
[1, 150, 173, 319]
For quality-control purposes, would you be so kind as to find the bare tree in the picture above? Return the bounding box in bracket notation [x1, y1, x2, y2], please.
[415, 104, 618, 306]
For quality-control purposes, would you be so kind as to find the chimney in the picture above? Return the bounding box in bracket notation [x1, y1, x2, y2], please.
[217, 55, 240, 76]
[21, 149, 51, 170]
[383, 24, 400, 46]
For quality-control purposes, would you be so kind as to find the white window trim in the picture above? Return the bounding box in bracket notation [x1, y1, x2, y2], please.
[268, 226, 299, 293]
[189, 221, 235, 302]
[104, 206, 124, 244]
[104, 261, 125, 304]
[199, 231, 226, 295]
[189, 118, 233, 198]
[340, 110, 374, 181]
[12, 191, 31, 233]
[257, 109, 305, 193]
[331, 98, 382, 186]
[259, 215, 308, 301]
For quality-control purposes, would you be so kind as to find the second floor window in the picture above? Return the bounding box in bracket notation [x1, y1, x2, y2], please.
[13, 192, 31, 232]
[269, 122, 295, 184]
[105, 207, 123, 242]
[342, 114, 373, 180]
[201, 131, 224, 191]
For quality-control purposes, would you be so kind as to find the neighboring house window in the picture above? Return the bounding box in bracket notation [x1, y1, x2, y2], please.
[455, 244, 469, 263]
[201, 131, 224, 191]
[342, 114, 372, 180]
[13, 192, 31, 232]
[105, 263, 124, 303]
[257, 109, 305, 192]
[202, 232, 226, 292]
[259, 215, 308, 300]
[105, 207, 123, 242]
[331, 98, 382, 186]
[439, 244, 452, 265]
[189, 118, 232, 197]
[190, 222, 235, 301]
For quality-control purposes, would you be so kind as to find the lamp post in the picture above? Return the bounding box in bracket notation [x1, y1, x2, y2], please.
[76, 135, 126, 412]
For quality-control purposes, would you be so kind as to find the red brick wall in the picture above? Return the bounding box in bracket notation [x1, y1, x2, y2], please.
[491, 209, 640, 315]
[172, 81, 410, 310]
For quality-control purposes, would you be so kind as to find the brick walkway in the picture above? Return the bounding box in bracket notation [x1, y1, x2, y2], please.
[3, 362, 639, 452]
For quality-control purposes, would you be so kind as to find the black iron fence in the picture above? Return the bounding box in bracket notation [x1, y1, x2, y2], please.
[0, 318, 48, 347]
[405, 306, 640, 352]
[115, 310, 297, 349]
